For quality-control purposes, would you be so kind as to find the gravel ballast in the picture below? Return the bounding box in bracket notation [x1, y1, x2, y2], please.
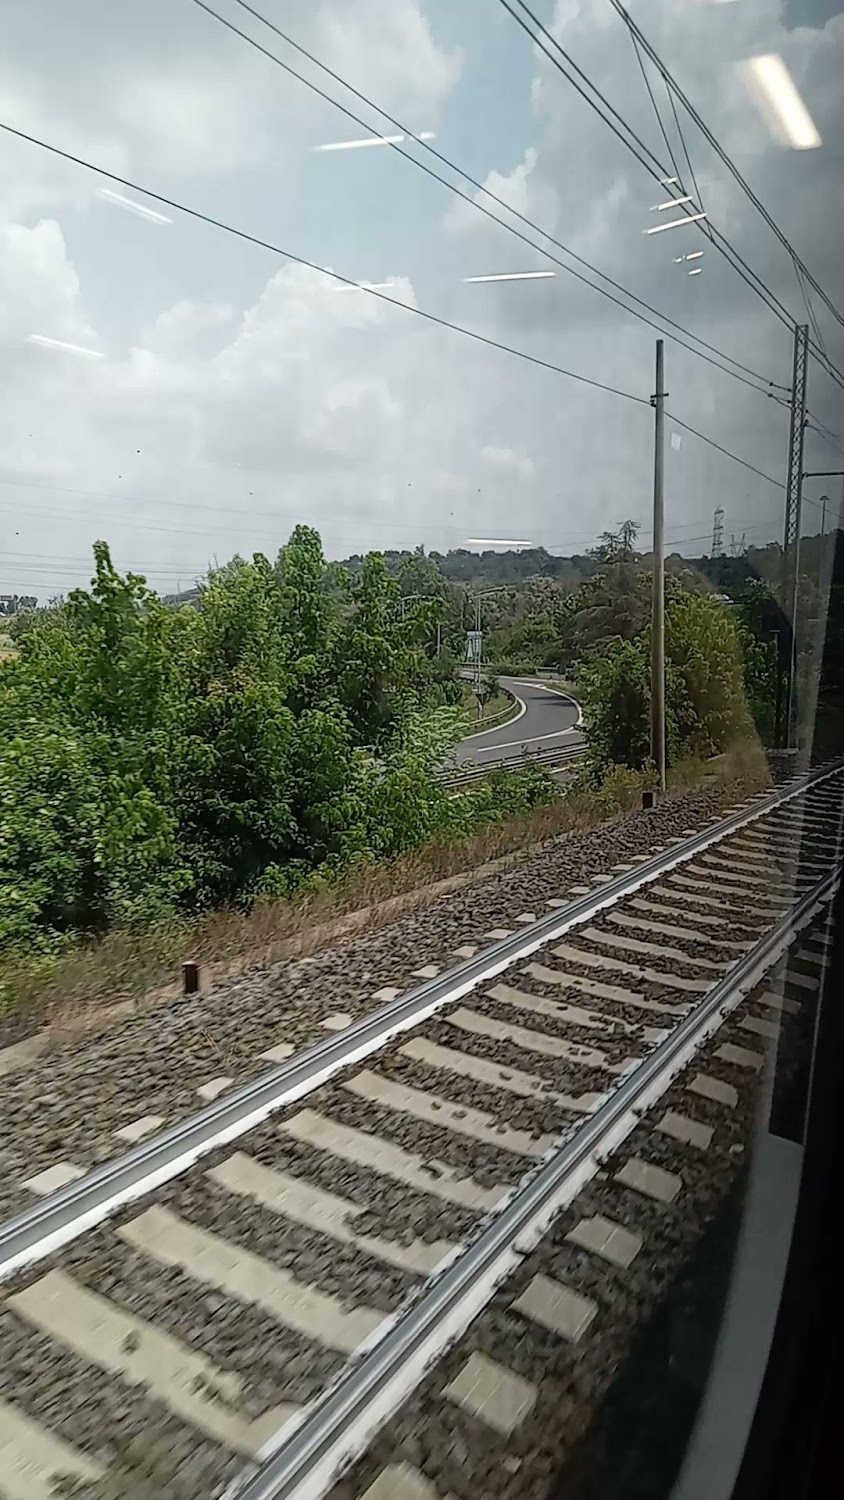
[322, 916, 827, 1500]
[0, 874, 832, 1500]
[0, 772, 836, 1222]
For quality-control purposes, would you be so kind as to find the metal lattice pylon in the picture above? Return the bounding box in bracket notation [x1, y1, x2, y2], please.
[778, 323, 809, 748]
[711, 506, 724, 557]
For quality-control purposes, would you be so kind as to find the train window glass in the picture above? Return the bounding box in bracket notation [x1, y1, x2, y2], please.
[0, 2, 840, 1499]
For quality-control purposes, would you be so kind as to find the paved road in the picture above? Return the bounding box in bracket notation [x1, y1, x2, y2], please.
[456, 676, 582, 764]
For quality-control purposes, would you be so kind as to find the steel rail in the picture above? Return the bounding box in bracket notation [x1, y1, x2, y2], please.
[229, 859, 840, 1500]
[1, 758, 840, 1284]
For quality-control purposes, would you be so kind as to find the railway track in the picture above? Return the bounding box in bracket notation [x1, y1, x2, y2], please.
[0, 762, 841, 1500]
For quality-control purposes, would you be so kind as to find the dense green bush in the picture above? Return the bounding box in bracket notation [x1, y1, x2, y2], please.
[578, 593, 758, 775]
[0, 530, 557, 955]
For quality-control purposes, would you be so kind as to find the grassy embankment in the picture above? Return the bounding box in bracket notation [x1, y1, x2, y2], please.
[0, 741, 767, 1037]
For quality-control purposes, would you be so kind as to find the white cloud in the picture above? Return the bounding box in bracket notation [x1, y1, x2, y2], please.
[0, 0, 462, 214]
[480, 445, 536, 482]
[1, 0, 842, 603]
[313, 0, 463, 124]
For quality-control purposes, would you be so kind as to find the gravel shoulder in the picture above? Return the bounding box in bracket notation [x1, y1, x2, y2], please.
[0, 771, 768, 1217]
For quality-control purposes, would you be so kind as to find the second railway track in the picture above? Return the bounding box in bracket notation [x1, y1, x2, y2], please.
[0, 762, 842, 1499]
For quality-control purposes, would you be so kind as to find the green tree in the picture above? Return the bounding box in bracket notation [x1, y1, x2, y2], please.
[0, 529, 563, 958]
[578, 594, 757, 774]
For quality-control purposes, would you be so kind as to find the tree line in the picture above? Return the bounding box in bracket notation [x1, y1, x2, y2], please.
[0, 528, 558, 959]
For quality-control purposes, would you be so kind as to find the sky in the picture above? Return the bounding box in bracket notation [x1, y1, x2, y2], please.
[1, 0, 843, 602]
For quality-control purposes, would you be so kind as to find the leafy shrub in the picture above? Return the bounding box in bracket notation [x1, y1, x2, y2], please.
[1, 531, 520, 954]
[578, 593, 758, 776]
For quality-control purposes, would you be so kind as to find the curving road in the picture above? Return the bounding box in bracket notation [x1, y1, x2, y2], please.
[456, 676, 583, 764]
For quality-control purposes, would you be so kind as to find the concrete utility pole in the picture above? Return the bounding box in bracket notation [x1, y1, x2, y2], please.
[778, 323, 809, 750]
[650, 339, 666, 793]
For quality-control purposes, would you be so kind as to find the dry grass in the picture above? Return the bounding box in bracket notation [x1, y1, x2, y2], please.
[0, 740, 770, 1041]
[461, 683, 520, 732]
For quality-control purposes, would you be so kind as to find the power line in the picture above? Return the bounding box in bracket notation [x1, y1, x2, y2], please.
[796, 265, 827, 357]
[499, 0, 666, 181]
[0, 473, 526, 539]
[603, 0, 844, 394]
[187, 0, 790, 404]
[627, 27, 682, 185]
[664, 412, 781, 487]
[634, 35, 715, 271]
[502, 1, 809, 348]
[504, 0, 844, 397]
[805, 414, 844, 458]
[0, 121, 645, 409]
[606, 0, 844, 336]
[664, 76, 705, 226]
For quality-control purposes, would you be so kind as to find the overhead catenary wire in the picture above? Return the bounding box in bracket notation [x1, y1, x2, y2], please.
[628, 27, 716, 269]
[503, 0, 844, 397]
[805, 414, 844, 459]
[0, 121, 645, 409]
[664, 75, 706, 226]
[627, 27, 683, 187]
[195, 0, 792, 402]
[796, 264, 827, 357]
[0, 86, 799, 537]
[0, 518, 781, 592]
[664, 412, 781, 487]
[603, 0, 844, 394]
[501, 0, 791, 326]
[605, 0, 844, 336]
[0, 472, 550, 539]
